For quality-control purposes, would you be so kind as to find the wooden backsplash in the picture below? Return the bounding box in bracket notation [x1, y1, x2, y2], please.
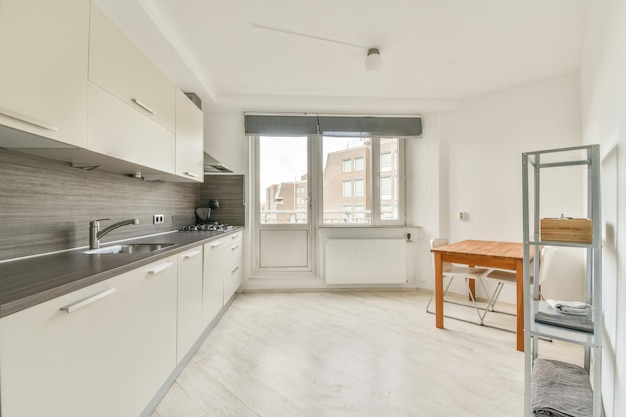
[0, 148, 244, 261]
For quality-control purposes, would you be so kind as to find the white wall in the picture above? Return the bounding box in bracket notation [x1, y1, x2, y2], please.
[433, 73, 585, 302]
[581, 0, 626, 415]
[406, 112, 443, 288]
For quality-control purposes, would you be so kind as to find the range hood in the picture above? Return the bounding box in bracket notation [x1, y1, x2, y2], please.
[204, 152, 233, 174]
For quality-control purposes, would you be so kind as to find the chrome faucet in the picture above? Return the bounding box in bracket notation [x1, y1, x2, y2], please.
[89, 218, 139, 249]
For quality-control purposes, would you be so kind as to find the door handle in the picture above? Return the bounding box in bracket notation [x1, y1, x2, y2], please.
[147, 262, 174, 275]
[131, 98, 155, 115]
[60, 288, 116, 313]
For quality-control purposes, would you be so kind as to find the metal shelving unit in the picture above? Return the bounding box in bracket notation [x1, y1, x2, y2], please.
[522, 145, 603, 417]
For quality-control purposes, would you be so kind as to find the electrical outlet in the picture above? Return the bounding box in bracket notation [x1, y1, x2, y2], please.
[153, 214, 164, 224]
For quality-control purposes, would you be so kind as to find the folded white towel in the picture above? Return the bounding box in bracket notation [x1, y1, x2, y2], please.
[547, 299, 592, 316]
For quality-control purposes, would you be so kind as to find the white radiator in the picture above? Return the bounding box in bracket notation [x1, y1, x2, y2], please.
[324, 239, 407, 284]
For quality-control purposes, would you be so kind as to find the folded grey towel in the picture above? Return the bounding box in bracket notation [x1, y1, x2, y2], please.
[532, 358, 593, 417]
[535, 311, 594, 333]
[547, 299, 592, 316]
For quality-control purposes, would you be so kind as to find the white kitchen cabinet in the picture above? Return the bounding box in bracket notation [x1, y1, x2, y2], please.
[202, 231, 244, 326]
[202, 236, 228, 326]
[0, 276, 134, 417]
[223, 231, 244, 303]
[131, 256, 178, 415]
[87, 82, 176, 174]
[88, 4, 175, 132]
[86, 3, 176, 174]
[0, 255, 178, 417]
[0, 0, 89, 148]
[175, 89, 204, 182]
[176, 246, 204, 363]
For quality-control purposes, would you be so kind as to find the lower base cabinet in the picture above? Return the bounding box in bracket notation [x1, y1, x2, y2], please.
[0, 231, 243, 417]
[202, 231, 243, 326]
[224, 234, 243, 302]
[176, 246, 204, 363]
[0, 255, 178, 417]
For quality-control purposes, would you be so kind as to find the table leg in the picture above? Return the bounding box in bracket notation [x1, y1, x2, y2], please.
[435, 252, 444, 328]
[468, 278, 476, 301]
[516, 259, 524, 352]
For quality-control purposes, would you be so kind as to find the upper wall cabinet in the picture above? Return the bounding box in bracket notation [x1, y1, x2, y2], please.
[175, 89, 204, 182]
[0, 0, 89, 148]
[88, 4, 175, 132]
[87, 4, 176, 174]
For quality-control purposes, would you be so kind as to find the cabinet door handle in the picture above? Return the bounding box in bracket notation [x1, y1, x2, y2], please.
[147, 262, 174, 275]
[183, 171, 197, 178]
[60, 288, 116, 313]
[183, 250, 201, 259]
[131, 98, 156, 115]
[231, 245, 240, 251]
[0, 107, 58, 132]
[210, 242, 222, 248]
[231, 265, 240, 273]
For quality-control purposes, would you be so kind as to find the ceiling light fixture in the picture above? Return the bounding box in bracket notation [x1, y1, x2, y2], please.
[365, 48, 382, 73]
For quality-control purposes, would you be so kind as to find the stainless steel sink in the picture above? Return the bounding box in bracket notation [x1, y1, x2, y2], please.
[84, 243, 175, 255]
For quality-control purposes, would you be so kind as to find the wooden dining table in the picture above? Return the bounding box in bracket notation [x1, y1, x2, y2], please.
[431, 240, 534, 352]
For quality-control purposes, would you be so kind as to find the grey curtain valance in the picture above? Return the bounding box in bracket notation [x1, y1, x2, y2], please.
[244, 115, 318, 136]
[244, 114, 422, 137]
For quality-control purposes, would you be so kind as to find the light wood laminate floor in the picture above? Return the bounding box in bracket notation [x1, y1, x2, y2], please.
[151, 290, 582, 417]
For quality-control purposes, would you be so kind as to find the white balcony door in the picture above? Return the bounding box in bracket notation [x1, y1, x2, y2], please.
[255, 136, 313, 271]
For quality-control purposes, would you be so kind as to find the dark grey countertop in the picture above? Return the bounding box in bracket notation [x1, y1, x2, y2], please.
[0, 228, 243, 318]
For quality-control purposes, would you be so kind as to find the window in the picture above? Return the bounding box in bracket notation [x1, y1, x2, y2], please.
[323, 136, 404, 225]
[381, 152, 391, 171]
[354, 156, 364, 171]
[342, 205, 352, 222]
[380, 176, 391, 200]
[249, 114, 414, 228]
[342, 180, 352, 197]
[381, 204, 393, 219]
[354, 205, 365, 222]
[354, 179, 364, 197]
[258, 136, 308, 225]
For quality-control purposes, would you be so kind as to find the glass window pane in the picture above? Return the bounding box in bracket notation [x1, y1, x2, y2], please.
[381, 152, 391, 171]
[343, 180, 352, 197]
[258, 136, 308, 224]
[354, 179, 364, 197]
[354, 156, 364, 171]
[323, 137, 371, 224]
[381, 177, 391, 199]
[354, 205, 365, 222]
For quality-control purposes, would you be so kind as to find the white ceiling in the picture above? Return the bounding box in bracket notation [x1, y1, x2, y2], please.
[98, 0, 587, 112]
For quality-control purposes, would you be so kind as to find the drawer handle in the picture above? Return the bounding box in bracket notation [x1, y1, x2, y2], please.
[147, 262, 174, 275]
[60, 288, 116, 313]
[131, 98, 156, 115]
[231, 235, 239, 239]
[183, 171, 197, 178]
[210, 242, 222, 248]
[0, 107, 58, 132]
[183, 250, 201, 259]
[231, 265, 240, 273]
[231, 245, 240, 251]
